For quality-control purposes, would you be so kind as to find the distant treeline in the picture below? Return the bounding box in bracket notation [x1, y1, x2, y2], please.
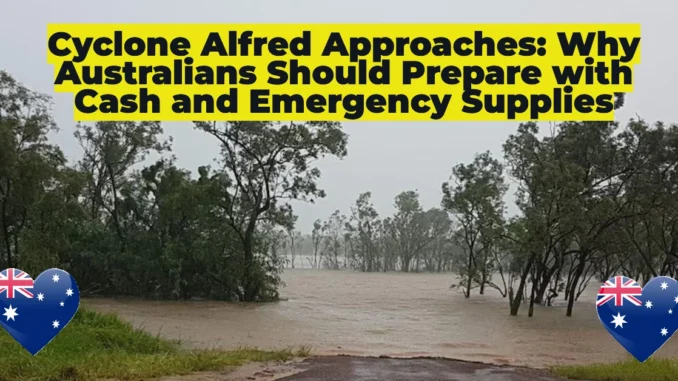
[283, 195, 465, 273]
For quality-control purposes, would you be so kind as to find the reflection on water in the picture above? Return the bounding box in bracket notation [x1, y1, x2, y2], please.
[86, 269, 678, 367]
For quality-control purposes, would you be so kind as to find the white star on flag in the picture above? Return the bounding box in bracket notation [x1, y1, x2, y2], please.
[52, 320, 60, 329]
[611, 312, 627, 328]
[661, 282, 668, 290]
[66, 288, 73, 297]
[661, 328, 668, 336]
[645, 300, 653, 308]
[3, 305, 18, 321]
[37, 293, 44, 301]
[52, 274, 59, 282]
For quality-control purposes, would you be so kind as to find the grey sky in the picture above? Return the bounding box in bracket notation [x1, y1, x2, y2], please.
[1, 0, 676, 233]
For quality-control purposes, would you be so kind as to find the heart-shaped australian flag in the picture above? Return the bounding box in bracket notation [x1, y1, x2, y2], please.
[596, 275, 678, 362]
[0, 268, 80, 355]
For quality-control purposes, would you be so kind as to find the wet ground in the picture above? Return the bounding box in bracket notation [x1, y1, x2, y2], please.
[163, 357, 579, 381]
[275, 357, 574, 381]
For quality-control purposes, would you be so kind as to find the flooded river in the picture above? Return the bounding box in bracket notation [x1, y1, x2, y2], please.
[86, 269, 678, 367]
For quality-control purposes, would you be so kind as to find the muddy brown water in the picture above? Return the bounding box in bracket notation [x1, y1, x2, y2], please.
[86, 269, 678, 367]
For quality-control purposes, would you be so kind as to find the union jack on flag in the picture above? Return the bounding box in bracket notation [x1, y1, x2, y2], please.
[0, 268, 34, 299]
[597, 275, 643, 307]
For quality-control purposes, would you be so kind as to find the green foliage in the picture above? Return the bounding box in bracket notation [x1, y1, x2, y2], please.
[345, 191, 383, 272]
[442, 151, 508, 297]
[499, 117, 678, 315]
[0, 70, 347, 302]
[321, 210, 346, 270]
[331, 190, 458, 273]
[194, 120, 348, 300]
[0, 71, 66, 270]
[383, 190, 431, 272]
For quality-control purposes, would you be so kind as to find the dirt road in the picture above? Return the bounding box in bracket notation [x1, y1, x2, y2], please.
[275, 357, 573, 381]
[177, 356, 579, 381]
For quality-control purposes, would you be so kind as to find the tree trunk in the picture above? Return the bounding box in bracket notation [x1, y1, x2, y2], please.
[465, 249, 474, 298]
[1, 198, 12, 269]
[242, 215, 259, 302]
[564, 264, 577, 301]
[479, 272, 486, 295]
[510, 253, 536, 316]
[534, 270, 552, 305]
[402, 256, 411, 272]
[242, 237, 258, 301]
[528, 279, 536, 317]
[566, 257, 585, 317]
[2, 224, 11, 269]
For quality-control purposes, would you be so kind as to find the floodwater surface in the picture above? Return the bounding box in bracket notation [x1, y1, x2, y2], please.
[86, 269, 678, 367]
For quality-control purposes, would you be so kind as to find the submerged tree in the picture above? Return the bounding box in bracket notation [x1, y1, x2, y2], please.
[442, 151, 507, 298]
[385, 190, 431, 272]
[285, 223, 302, 269]
[310, 219, 324, 269]
[345, 191, 382, 272]
[322, 210, 346, 270]
[195, 121, 348, 301]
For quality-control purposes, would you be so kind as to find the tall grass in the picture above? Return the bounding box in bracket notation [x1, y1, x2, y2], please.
[0, 309, 308, 381]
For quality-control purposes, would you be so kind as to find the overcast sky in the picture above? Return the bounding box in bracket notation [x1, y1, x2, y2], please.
[1, 0, 676, 233]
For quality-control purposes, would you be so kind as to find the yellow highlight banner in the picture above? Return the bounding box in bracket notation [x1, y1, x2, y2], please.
[46, 23, 641, 122]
